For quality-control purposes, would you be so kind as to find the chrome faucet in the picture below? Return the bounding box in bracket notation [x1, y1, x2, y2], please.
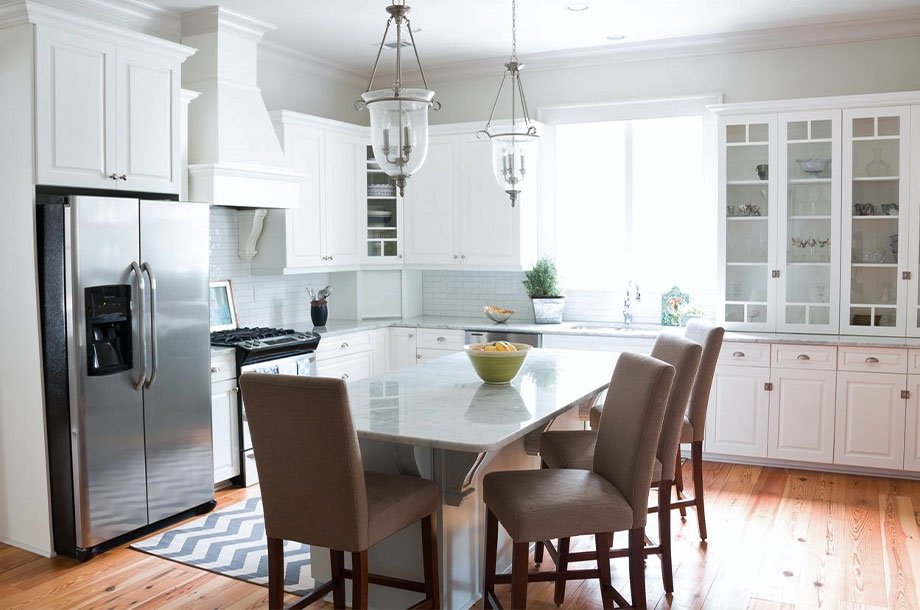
[623, 281, 641, 327]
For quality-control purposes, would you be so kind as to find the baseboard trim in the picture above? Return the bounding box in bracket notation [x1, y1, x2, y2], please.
[699, 451, 920, 481]
[0, 534, 53, 557]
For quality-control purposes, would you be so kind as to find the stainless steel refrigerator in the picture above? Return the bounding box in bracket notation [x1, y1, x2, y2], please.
[38, 195, 215, 560]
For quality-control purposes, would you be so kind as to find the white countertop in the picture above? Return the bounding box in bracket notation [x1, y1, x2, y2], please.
[345, 348, 619, 453]
[289, 316, 920, 349]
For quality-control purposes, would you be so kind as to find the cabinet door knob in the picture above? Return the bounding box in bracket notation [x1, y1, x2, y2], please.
[118, 174, 127, 181]
[341, 342, 349, 349]
[416, 354, 422, 360]
[210, 366, 220, 373]
[796, 354, 810, 361]
[408, 333, 414, 338]
[329, 256, 333, 261]
[453, 255, 459, 260]
[732, 351, 745, 358]
[461, 254, 466, 260]
[865, 356, 880, 364]
[398, 254, 403, 259]
[341, 373, 349, 380]
[903, 271, 912, 280]
[108, 173, 119, 180]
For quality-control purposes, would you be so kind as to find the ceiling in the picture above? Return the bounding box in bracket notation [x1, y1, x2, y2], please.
[154, 0, 920, 73]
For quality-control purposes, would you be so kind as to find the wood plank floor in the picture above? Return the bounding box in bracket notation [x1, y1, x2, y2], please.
[2, 462, 919, 609]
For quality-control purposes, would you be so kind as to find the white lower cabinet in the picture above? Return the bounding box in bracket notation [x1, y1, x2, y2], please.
[768, 368, 836, 463]
[316, 351, 373, 382]
[370, 328, 389, 375]
[210, 378, 240, 484]
[834, 371, 907, 469]
[904, 374, 920, 471]
[705, 365, 771, 458]
[389, 327, 417, 371]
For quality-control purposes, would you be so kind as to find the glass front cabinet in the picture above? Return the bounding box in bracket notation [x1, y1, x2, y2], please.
[363, 143, 404, 264]
[717, 99, 919, 336]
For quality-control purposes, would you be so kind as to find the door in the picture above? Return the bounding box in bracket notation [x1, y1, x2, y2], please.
[404, 136, 461, 265]
[284, 124, 325, 268]
[388, 327, 418, 371]
[68, 197, 148, 548]
[905, 375, 920, 471]
[35, 27, 116, 189]
[140, 200, 213, 522]
[839, 107, 911, 336]
[324, 133, 361, 266]
[460, 135, 521, 267]
[211, 378, 240, 483]
[768, 368, 836, 463]
[834, 371, 906, 469]
[116, 48, 179, 194]
[776, 111, 841, 334]
[704, 365, 770, 457]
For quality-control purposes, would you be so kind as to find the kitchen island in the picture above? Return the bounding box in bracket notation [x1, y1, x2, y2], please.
[310, 348, 620, 609]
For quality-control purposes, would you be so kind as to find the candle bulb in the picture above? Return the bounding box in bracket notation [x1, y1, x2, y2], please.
[519, 153, 526, 174]
[382, 128, 390, 151]
[403, 125, 411, 146]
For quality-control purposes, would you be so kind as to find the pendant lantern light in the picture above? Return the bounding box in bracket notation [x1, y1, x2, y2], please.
[477, 0, 539, 207]
[356, 0, 440, 197]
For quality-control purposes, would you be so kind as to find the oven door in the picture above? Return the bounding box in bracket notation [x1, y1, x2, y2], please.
[238, 352, 316, 485]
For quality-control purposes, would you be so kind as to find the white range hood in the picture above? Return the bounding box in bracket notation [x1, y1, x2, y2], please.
[180, 7, 302, 211]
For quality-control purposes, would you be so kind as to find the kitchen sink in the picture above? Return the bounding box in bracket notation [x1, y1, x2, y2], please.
[567, 323, 642, 332]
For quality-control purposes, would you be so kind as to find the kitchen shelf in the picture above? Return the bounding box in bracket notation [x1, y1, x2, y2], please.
[367, 195, 397, 200]
[852, 176, 900, 182]
[788, 178, 832, 184]
[788, 215, 832, 220]
[726, 142, 768, 148]
[852, 215, 898, 221]
[727, 180, 768, 186]
[787, 262, 831, 266]
[726, 262, 768, 266]
[850, 263, 897, 268]
[727, 216, 767, 221]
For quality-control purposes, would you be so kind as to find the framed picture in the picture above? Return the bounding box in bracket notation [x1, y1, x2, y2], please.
[209, 280, 238, 331]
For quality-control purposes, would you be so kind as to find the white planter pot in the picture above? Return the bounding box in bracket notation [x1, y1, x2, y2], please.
[531, 297, 565, 324]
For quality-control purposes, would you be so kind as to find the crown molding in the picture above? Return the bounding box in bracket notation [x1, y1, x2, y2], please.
[181, 6, 275, 43]
[259, 40, 368, 89]
[709, 89, 920, 116]
[411, 8, 920, 83]
[0, 0, 180, 39]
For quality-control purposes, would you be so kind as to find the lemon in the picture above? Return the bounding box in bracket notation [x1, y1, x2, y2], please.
[483, 345, 499, 352]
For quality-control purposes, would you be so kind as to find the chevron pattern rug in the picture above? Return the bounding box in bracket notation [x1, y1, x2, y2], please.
[131, 496, 315, 596]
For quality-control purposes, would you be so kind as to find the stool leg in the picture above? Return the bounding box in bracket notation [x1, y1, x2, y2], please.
[628, 528, 647, 610]
[595, 532, 613, 610]
[511, 541, 529, 610]
[352, 550, 369, 610]
[330, 549, 345, 609]
[533, 461, 548, 565]
[421, 514, 441, 609]
[553, 536, 570, 605]
[675, 450, 687, 518]
[267, 537, 284, 610]
[692, 440, 708, 541]
[658, 481, 674, 594]
[482, 509, 499, 609]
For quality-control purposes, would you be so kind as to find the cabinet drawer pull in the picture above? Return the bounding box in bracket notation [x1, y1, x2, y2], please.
[341, 373, 349, 380]
[437, 336, 446, 342]
[341, 342, 349, 349]
[210, 366, 220, 373]
[246, 453, 256, 460]
[865, 356, 880, 364]
[796, 354, 810, 361]
[732, 351, 745, 358]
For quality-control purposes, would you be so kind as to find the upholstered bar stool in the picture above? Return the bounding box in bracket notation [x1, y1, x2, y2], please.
[481, 352, 675, 610]
[536, 335, 701, 596]
[672, 320, 724, 541]
[240, 374, 441, 610]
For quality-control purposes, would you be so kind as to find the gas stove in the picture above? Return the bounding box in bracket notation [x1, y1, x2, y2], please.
[210, 327, 321, 364]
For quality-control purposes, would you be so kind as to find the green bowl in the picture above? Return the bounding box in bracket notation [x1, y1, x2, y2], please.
[464, 343, 532, 384]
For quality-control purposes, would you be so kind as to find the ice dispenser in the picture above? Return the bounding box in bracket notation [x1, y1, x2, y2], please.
[85, 285, 133, 376]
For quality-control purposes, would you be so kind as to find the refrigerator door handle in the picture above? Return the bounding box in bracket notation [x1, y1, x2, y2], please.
[131, 261, 147, 391]
[141, 262, 158, 389]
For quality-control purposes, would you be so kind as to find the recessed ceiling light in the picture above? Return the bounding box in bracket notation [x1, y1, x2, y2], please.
[567, 2, 589, 11]
[605, 34, 625, 41]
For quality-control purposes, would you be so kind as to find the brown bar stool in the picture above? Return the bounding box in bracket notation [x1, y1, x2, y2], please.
[240, 373, 441, 610]
[536, 335, 701, 596]
[481, 352, 675, 610]
[673, 320, 724, 541]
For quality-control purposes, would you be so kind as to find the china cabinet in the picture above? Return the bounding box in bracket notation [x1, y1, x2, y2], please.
[714, 92, 920, 336]
[364, 145, 404, 264]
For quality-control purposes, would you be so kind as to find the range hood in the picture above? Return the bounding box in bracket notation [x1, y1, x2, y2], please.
[180, 7, 302, 211]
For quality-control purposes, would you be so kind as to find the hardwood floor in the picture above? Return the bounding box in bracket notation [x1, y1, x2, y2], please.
[1, 462, 918, 609]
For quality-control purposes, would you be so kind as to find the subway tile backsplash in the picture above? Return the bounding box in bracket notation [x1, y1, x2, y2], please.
[210, 207, 327, 327]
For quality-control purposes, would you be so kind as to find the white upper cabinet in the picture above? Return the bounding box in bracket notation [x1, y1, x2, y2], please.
[252, 113, 363, 274]
[35, 26, 190, 194]
[404, 125, 536, 270]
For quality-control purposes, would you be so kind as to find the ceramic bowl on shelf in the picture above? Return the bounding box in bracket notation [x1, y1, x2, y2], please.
[795, 157, 830, 175]
[484, 305, 514, 323]
[464, 343, 531, 384]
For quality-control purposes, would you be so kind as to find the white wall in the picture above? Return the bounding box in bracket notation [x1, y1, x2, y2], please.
[426, 35, 920, 124]
[0, 24, 53, 555]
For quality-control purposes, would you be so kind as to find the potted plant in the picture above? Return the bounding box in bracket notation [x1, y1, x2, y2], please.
[523, 257, 565, 324]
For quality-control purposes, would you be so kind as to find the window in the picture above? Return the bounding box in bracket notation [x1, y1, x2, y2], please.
[550, 111, 716, 320]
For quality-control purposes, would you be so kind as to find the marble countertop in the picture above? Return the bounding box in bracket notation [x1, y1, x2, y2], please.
[288, 316, 920, 349]
[345, 348, 618, 453]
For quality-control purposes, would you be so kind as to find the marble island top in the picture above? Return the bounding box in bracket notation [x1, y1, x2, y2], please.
[345, 348, 619, 453]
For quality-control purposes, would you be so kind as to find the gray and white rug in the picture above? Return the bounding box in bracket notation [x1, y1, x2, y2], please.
[131, 496, 315, 596]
